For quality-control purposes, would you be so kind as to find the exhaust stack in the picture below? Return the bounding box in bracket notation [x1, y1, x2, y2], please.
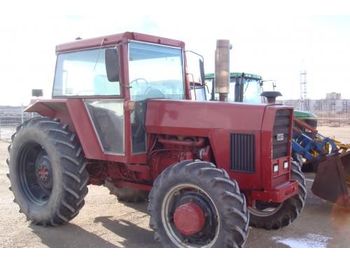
[215, 40, 231, 101]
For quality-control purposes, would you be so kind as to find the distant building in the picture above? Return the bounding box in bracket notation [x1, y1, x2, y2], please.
[326, 92, 341, 100]
[281, 92, 350, 116]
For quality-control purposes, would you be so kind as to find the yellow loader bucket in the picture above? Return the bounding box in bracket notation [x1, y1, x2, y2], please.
[312, 151, 350, 206]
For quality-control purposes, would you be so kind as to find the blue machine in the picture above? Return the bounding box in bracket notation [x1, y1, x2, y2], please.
[292, 131, 339, 162]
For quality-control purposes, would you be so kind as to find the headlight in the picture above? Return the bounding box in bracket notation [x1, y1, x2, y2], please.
[283, 161, 289, 169]
[273, 164, 279, 173]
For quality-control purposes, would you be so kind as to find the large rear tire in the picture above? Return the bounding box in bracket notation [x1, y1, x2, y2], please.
[249, 160, 306, 230]
[7, 117, 89, 226]
[148, 160, 249, 248]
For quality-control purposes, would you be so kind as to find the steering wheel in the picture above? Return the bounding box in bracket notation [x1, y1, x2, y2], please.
[130, 78, 151, 100]
[130, 78, 150, 88]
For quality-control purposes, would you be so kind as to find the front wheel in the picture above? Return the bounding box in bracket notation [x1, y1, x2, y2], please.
[7, 117, 89, 226]
[249, 160, 306, 230]
[148, 160, 249, 248]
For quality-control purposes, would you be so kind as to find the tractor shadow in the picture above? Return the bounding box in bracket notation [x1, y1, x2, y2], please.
[29, 223, 117, 248]
[94, 216, 161, 248]
[119, 201, 149, 214]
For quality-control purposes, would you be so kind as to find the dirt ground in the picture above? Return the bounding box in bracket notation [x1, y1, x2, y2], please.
[318, 125, 350, 144]
[1, 126, 350, 248]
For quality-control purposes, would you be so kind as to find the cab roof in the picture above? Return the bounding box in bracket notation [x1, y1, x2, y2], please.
[205, 72, 262, 81]
[56, 32, 185, 53]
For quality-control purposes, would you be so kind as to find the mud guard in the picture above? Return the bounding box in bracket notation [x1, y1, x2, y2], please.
[312, 152, 350, 205]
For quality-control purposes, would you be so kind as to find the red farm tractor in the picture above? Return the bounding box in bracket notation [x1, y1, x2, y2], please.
[7, 32, 305, 248]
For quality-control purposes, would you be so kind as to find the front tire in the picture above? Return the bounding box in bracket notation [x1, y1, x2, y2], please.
[148, 160, 249, 248]
[249, 160, 306, 230]
[7, 117, 89, 226]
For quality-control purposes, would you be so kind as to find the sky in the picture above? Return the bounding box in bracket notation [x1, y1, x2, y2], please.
[1, 0, 350, 105]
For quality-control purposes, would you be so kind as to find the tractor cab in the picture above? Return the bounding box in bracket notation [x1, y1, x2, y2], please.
[49, 32, 190, 158]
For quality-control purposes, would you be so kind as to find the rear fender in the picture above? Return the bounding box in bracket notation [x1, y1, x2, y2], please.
[25, 99, 105, 160]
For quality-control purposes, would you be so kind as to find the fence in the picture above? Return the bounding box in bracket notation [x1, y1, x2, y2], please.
[0, 106, 32, 142]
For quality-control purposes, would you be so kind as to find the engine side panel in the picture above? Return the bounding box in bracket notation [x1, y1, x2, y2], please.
[146, 100, 271, 189]
[146, 100, 266, 134]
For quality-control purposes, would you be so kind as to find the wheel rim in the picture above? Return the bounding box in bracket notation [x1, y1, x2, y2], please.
[17, 142, 53, 205]
[248, 201, 283, 217]
[161, 183, 220, 248]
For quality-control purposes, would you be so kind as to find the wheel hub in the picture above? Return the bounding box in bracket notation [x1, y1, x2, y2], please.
[162, 184, 220, 247]
[37, 165, 49, 183]
[173, 202, 206, 236]
[35, 154, 53, 191]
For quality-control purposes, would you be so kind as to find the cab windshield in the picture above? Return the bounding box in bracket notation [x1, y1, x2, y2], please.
[53, 48, 121, 97]
[128, 42, 185, 101]
[229, 77, 262, 104]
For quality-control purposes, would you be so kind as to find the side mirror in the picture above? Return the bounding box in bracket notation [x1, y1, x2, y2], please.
[199, 59, 205, 85]
[272, 81, 277, 90]
[185, 50, 205, 85]
[105, 48, 119, 82]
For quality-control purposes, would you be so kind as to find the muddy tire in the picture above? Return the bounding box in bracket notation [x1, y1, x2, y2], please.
[148, 160, 249, 248]
[104, 180, 148, 203]
[292, 153, 316, 173]
[7, 117, 89, 226]
[249, 160, 306, 230]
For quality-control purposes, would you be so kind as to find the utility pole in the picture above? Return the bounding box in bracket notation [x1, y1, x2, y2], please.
[300, 70, 307, 111]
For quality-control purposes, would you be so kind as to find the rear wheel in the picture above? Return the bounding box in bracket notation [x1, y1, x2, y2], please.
[7, 117, 89, 226]
[249, 161, 306, 230]
[148, 160, 249, 248]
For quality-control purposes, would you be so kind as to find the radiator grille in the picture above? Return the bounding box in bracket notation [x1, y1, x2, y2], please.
[231, 133, 255, 173]
[273, 109, 291, 159]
